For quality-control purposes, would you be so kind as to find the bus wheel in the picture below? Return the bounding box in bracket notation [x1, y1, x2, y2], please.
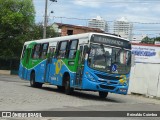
[30, 72, 42, 88]
[64, 76, 73, 95]
[57, 86, 64, 92]
[36, 83, 43, 88]
[99, 91, 108, 98]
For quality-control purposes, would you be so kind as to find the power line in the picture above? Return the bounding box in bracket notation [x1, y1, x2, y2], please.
[53, 16, 89, 20]
[110, 29, 160, 31]
[71, 0, 160, 3]
[36, 15, 160, 32]
[51, 16, 160, 24]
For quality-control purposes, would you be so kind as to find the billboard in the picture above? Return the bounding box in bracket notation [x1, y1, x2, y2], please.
[132, 44, 160, 63]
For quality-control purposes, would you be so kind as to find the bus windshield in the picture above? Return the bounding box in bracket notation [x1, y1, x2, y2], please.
[88, 44, 131, 74]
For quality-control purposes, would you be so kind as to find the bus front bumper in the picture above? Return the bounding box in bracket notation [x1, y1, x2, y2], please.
[82, 78, 128, 95]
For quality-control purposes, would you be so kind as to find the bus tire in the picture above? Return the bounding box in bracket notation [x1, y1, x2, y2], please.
[30, 72, 42, 88]
[99, 91, 108, 98]
[36, 83, 43, 88]
[64, 76, 73, 95]
[57, 86, 64, 92]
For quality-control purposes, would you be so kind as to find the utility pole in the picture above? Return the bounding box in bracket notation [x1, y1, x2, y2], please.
[43, 0, 57, 39]
[43, 0, 48, 39]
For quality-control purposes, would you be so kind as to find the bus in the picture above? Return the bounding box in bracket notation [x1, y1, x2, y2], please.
[19, 32, 132, 98]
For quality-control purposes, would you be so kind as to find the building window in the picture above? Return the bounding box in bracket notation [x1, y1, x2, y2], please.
[67, 30, 73, 35]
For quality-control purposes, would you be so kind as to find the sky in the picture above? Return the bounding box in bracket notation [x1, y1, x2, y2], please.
[33, 0, 160, 38]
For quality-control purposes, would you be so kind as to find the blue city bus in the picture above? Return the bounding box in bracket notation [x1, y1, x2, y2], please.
[19, 33, 132, 98]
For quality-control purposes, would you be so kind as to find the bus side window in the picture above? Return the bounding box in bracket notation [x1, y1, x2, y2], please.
[32, 44, 41, 59]
[21, 45, 26, 59]
[57, 41, 68, 59]
[79, 46, 83, 64]
[68, 40, 78, 59]
[49, 47, 55, 57]
[40, 43, 49, 59]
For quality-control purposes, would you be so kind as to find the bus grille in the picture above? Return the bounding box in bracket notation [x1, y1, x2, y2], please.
[96, 74, 120, 80]
[100, 85, 115, 90]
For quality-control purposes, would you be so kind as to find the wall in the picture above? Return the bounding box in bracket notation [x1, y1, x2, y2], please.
[60, 26, 103, 36]
[60, 26, 87, 36]
[129, 63, 160, 98]
[128, 43, 160, 98]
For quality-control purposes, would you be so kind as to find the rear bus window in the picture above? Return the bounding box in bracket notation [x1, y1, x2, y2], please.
[21, 45, 26, 58]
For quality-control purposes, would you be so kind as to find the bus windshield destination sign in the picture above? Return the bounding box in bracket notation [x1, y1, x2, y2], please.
[91, 34, 131, 49]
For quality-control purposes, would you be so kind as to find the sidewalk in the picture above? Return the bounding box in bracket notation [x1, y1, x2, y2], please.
[0, 70, 10, 75]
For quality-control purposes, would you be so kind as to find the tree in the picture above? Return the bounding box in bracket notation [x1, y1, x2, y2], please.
[141, 36, 155, 44]
[0, 0, 35, 58]
[154, 37, 160, 42]
[30, 22, 58, 40]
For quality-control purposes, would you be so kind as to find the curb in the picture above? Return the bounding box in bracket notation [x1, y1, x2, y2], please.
[0, 70, 10, 75]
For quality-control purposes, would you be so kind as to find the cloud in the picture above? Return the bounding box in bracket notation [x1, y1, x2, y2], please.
[150, 4, 160, 13]
[72, 0, 152, 8]
[72, 0, 103, 8]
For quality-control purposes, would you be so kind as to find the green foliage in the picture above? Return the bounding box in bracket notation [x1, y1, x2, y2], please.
[141, 36, 160, 44]
[30, 22, 59, 40]
[141, 36, 155, 44]
[154, 37, 160, 42]
[0, 0, 35, 58]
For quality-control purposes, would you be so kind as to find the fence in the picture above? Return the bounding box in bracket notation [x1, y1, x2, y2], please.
[0, 58, 20, 75]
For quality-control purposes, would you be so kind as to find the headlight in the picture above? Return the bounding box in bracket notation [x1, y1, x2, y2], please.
[86, 72, 95, 81]
[119, 75, 129, 86]
[119, 79, 127, 86]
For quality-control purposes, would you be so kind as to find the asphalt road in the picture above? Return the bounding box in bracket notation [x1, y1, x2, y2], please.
[0, 74, 160, 120]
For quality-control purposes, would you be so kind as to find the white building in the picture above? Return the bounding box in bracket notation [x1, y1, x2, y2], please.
[131, 35, 147, 43]
[88, 16, 108, 32]
[113, 17, 133, 40]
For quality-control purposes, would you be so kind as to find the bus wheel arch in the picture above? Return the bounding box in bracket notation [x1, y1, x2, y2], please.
[30, 70, 42, 88]
[63, 72, 73, 95]
[30, 70, 35, 87]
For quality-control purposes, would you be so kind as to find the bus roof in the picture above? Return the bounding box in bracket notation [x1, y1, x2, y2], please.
[24, 32, 129, 45]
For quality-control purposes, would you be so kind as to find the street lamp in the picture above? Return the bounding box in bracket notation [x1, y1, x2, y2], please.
[43, 0, 57, 39]
[47, 11, 54, 25]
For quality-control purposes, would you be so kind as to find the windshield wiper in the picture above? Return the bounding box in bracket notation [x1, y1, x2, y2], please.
[117, 48, 123, 56]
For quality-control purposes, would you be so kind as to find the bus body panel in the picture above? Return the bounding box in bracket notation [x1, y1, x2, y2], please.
[47, 58, 76, 86]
